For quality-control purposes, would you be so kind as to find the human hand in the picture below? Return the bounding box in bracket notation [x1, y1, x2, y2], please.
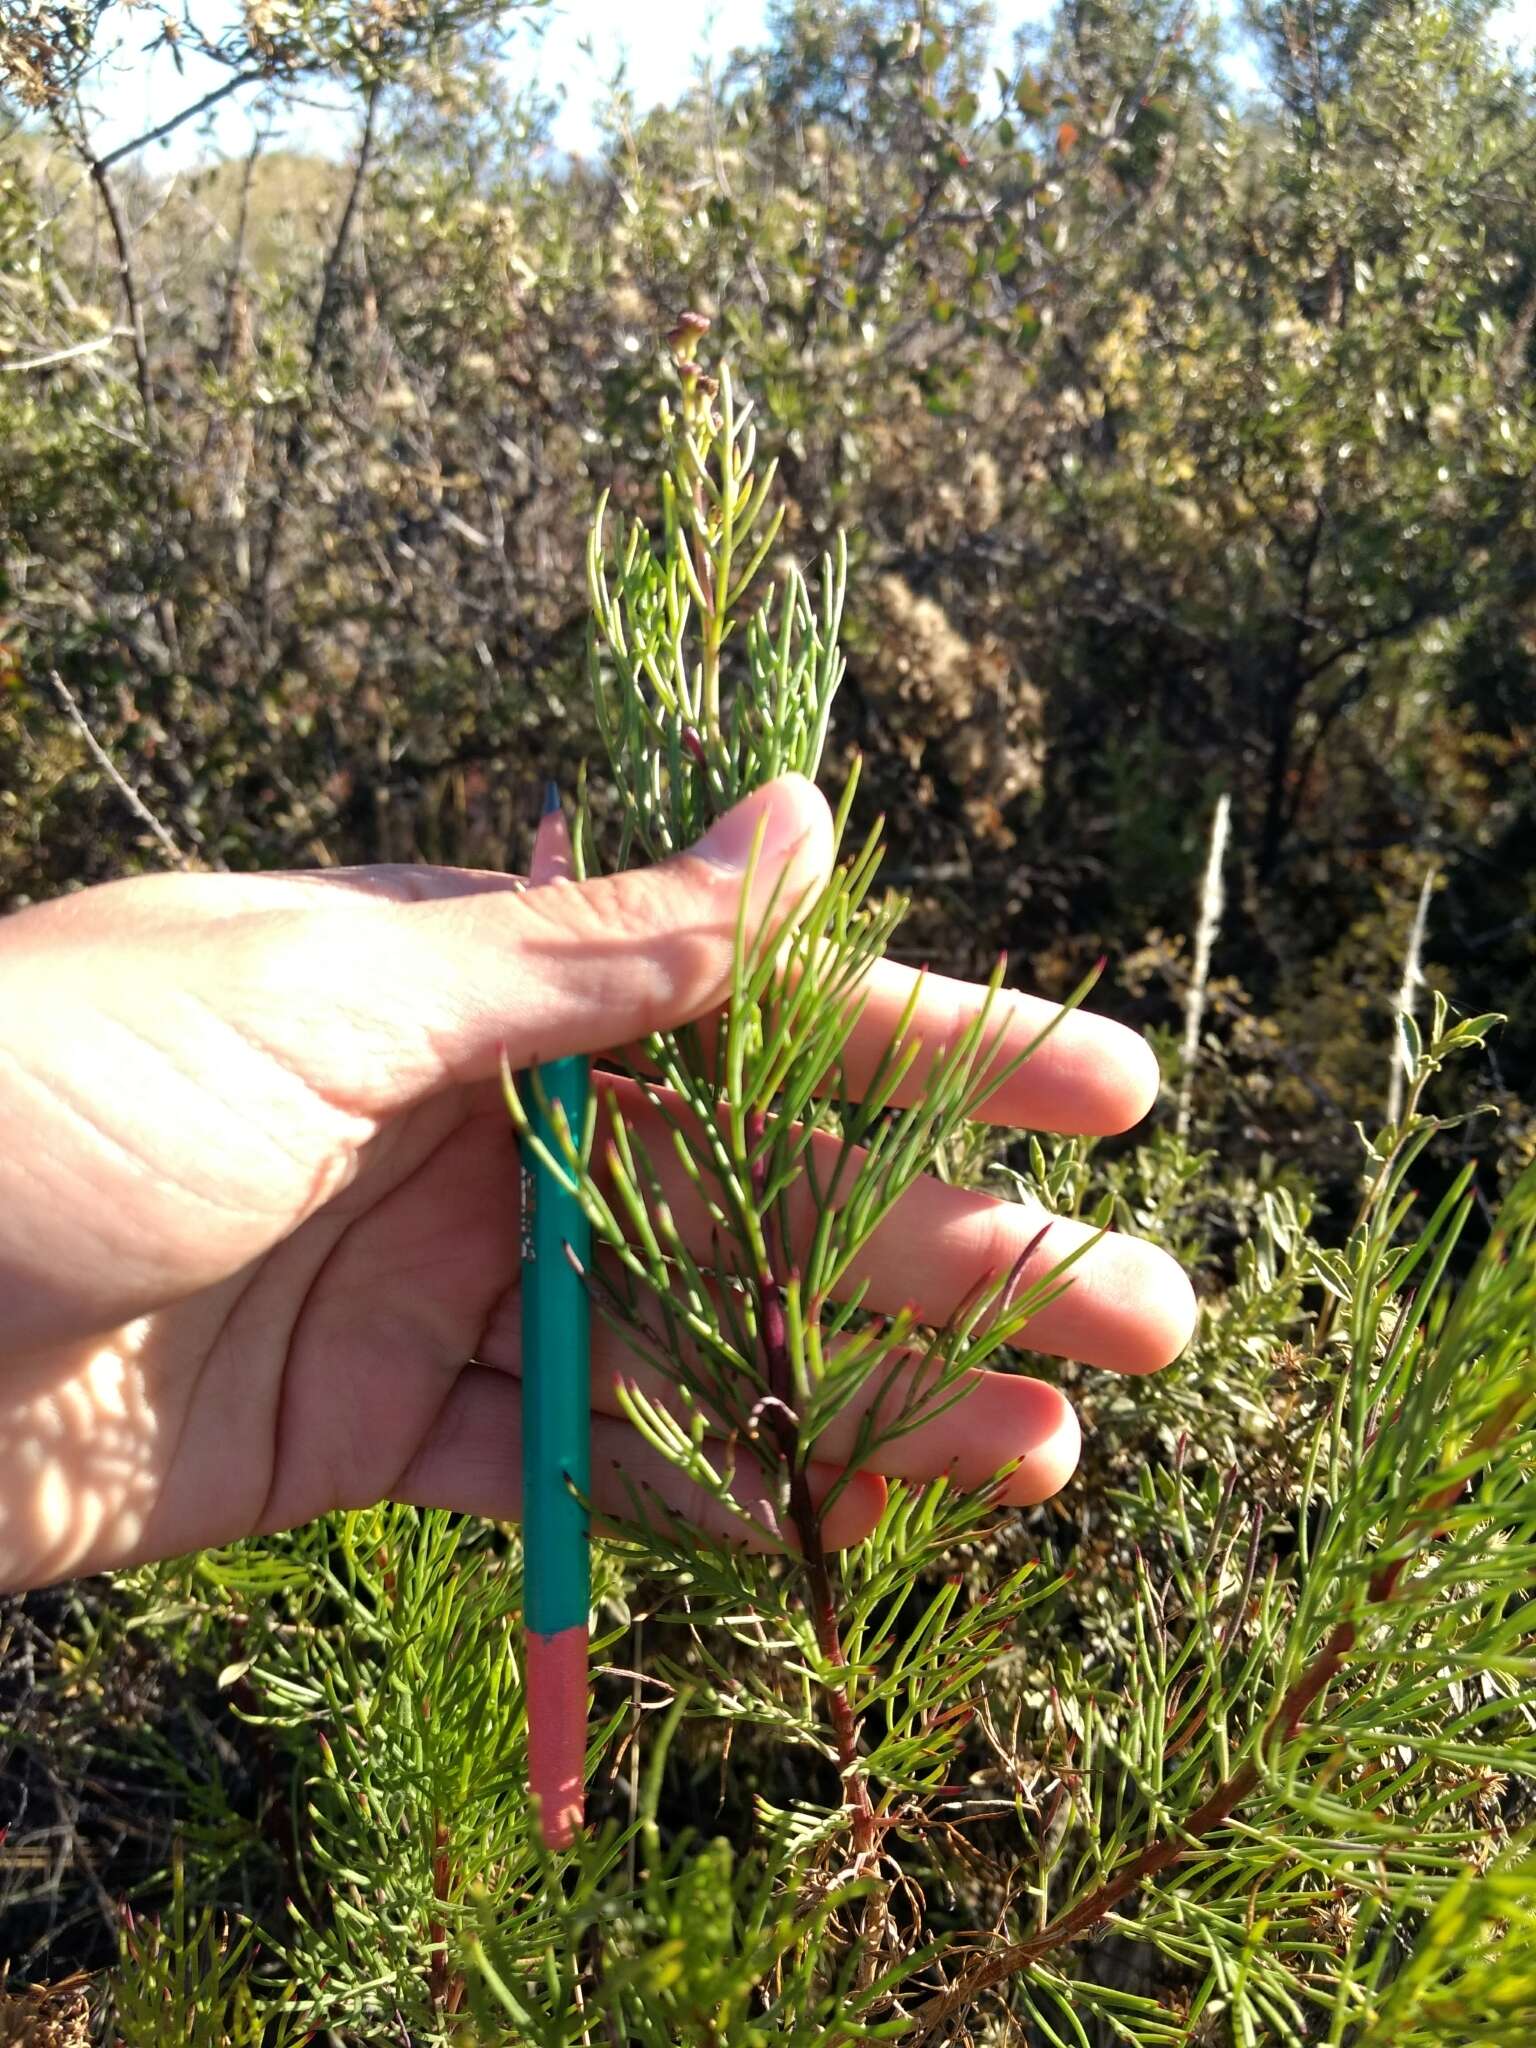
[0, 776, 1193, 1589]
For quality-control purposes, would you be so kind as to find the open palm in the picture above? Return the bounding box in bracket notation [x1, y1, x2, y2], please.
[0, 778, 1193, 1590]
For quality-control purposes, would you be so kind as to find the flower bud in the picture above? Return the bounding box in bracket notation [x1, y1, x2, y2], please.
[667, 310, 712, 352]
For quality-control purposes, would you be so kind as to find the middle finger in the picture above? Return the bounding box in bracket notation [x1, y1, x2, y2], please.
[590, 1077, 1195, 1377]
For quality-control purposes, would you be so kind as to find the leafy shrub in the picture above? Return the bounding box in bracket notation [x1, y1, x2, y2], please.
[2, 4, 1533, 2039]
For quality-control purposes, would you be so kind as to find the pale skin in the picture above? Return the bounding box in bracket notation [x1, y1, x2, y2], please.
[0, 775, 1196, 1591]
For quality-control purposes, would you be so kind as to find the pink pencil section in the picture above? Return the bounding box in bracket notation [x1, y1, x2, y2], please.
[530, 799, 574, 888]
[526, 1626, 589, 1849]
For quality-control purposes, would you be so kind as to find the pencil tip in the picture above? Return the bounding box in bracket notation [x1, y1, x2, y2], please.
[542, 779, 562, 817]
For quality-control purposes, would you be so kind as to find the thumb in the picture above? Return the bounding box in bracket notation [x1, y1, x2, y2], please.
[362, 773, 834, 1104]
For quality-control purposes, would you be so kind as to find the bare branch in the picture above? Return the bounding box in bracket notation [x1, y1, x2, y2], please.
[256, 77, 383, 635]
[0, 330, 129, 373]
[84, 151, 157, 446]
[41, 670, 192, 872]
[95, 69, 265, 174]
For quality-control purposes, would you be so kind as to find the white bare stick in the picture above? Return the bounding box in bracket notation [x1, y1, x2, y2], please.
[1175, 792, 1231, 1140]
[0, 331, 129, 373]
[42, 669, 191, 871]
[1386, 865, 1436, 1129]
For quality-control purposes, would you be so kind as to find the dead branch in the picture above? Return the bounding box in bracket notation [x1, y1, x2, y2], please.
[41, 670, 193, 872]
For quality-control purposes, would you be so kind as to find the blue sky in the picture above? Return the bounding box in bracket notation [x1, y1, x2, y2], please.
[85, 0, 1536, 171]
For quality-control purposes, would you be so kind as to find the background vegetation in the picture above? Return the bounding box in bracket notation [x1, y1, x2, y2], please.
[2, 1, 1534, 2040]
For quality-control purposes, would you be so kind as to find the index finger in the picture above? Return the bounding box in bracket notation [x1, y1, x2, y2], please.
[835, 958, 1159, 1136]
[300, 865, 1155, 1133]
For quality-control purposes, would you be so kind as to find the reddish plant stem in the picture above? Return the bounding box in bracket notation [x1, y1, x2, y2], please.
[912, 1617, 1358, 2036]
[746, 1108, 878, 1860]
[426, 1811, 466, 2015]
[1025, 1616, 1357, 1954]
[745, 1110, 797, 1453]
[791, 1463, 880, 1860]
[913, 1390, 1531, 2039]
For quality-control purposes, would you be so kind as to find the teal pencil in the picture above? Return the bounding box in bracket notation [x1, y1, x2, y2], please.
[519, 781, 591, 1851]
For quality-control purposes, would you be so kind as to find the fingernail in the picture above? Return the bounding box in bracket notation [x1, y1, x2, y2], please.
[692, 782, 808, 874]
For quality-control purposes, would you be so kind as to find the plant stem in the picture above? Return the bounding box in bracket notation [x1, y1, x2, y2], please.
[746, 1109, 878, 1860]
[97, 69, 265, 173]
[696, 473, 723, 735]
[791, 1465, 879, 1861]
[427, 1811, 466, 2015]
[1175, 791, 1230, 1139]
[912, 1389, 1529, 2038]
[75, 128, 182, 668]
[41, 669, 191, 870]
[84, 151, 157, 447]
[911, 1618, 1356, 2036]
[257, 77, 380, 641]
[1313, 1063, 1430, 1355]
